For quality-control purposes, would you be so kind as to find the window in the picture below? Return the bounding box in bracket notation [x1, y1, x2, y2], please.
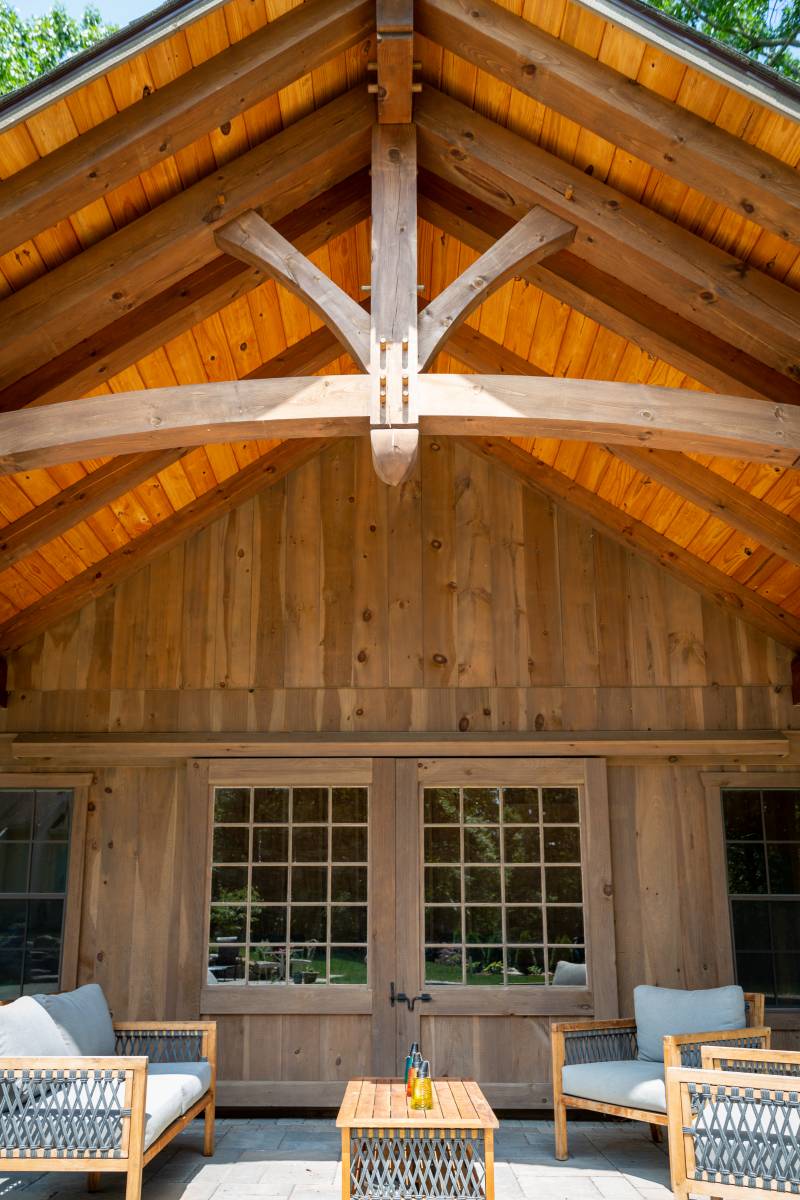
[422, 785, 586, 987]
[722, 788, 800, 1007]
[208, 784, 369, 986]
[0, 788, 73, 1000]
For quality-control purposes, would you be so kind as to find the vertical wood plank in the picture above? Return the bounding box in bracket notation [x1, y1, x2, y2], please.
[422, 438, 457, 686]
[557, 510, 599, 686]
[320, 441, 356, 688]
[353, 438, 390, 688]
[284, 457, 323, 688]
[454, 443, 493, 687]
[387, 462, 423, 687]
[490, 465, 529, 687]
[252, 477, 286, 689]
[523, 489, 562, 686]
[214, 501, 255, 689]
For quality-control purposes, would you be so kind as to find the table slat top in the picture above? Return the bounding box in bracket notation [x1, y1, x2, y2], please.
[336, 1079, 499, 1129]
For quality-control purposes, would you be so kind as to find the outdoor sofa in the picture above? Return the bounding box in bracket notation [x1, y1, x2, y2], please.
[551, 984, 767, 1159]
[0, 984, 216, 1200]
[667, 1043, 800, 1200]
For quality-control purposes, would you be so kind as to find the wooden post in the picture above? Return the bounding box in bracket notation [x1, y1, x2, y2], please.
[369, 124, 419, 486]
[371, 0, 416, 124]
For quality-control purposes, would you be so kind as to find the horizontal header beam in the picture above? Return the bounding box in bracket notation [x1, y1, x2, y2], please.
[1, 376, 798, 474]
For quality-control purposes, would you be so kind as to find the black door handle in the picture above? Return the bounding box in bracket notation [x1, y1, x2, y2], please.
[390, 982, 433, 1011]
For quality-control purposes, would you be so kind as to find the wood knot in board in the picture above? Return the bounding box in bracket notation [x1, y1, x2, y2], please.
[458, 716, 470, 731]
[432, 653, 448, 665]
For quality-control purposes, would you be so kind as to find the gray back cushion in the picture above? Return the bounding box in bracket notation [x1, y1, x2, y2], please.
[34, 984, 115, 1056]
[0, 995, 67, 1057]
[634, 984, 746, 1062]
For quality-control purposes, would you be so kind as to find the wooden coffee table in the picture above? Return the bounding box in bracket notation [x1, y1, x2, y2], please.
[337, 1078, 498, 1200]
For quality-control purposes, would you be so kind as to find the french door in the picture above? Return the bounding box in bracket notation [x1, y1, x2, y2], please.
[197, 756, 615, 1108]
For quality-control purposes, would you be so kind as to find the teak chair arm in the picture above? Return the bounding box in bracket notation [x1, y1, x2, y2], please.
[663, 1026, 771, 1070]
[700, 1043, 799, 1073]
[552, 1017, 637, 1034]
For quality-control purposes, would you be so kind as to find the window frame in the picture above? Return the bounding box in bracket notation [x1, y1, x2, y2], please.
[703, 770, 800, 1019]
[707, 772, 800, 1011]
[411, 758, 618, 1019]
[0, 772, 90, 998]
[197, 758, 375, 1015]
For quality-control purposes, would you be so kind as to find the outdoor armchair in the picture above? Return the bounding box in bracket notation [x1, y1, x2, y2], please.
[551, 987, 767, 1159]
[667, 1045, 800, 1200]
[0, 987, 216, 1200]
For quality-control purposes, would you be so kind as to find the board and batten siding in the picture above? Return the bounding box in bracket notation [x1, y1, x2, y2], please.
[1, 437, 797, 1095]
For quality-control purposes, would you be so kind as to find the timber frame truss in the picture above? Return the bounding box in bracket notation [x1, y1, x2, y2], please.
[0, 0, 799, 655]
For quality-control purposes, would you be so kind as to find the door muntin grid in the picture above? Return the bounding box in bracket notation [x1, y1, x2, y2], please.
[422, 786, 586, 987]
[722, 787, 800, 1008]
[208, 784, 369, 986]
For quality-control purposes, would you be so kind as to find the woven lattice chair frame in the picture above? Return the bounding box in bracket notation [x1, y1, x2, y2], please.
[0, 1020, 216, 1200]
[666, 1063, 800, 1200]
[550, 993, 766, 1161]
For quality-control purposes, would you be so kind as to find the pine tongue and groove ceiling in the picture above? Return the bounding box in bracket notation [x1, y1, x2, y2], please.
[0, 0, 799, 655]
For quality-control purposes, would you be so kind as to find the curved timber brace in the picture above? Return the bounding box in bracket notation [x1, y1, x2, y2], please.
[215, 103, 575, 485]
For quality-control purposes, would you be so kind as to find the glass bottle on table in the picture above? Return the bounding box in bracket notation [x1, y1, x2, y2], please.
[410, 1060, 433, 1110]
[404, 1042, 420, 1083]
[406, 1050, 422, 1097]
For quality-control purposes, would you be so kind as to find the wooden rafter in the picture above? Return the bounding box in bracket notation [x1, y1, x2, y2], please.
[419, 176, 799, 404]
[608, 447, 800, 567]
[461, 436, 800, 651]
[415, 88, 800, 386]
[0, 0, 373, 259]
[416, 0, 800, 247]
[0, 173, 370, 413]
[0, 440, 328, 655]
[0, 87, 373, 393]
[3, 376, 799, 472]
[439, 331, 800, 567]
[0, 449, 185, 569]
[216, 210, 371, 368]
[418, 172, 799, 405]
[417, 206, 575, 369]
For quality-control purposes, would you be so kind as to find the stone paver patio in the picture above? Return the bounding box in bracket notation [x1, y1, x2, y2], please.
[0, 1118, 671, 1200]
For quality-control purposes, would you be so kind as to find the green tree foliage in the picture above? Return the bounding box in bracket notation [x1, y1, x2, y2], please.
[0, 2, 118, 96]
[646, 0, 800, 81]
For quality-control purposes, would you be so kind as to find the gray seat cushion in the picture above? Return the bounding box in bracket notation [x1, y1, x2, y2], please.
[142, 1072, 194, 1150]
[34, 984, 116, 1056]
[562, 1061, 666, 1114]
[0, 996, 67, 1057]
[148, 1062, 212, 1116]
[634, 985, 746, 1063]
